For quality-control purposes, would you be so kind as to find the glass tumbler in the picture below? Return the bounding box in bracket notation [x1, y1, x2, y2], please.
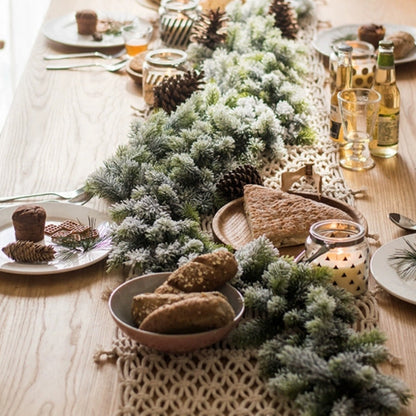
[337, 88, 381, 171]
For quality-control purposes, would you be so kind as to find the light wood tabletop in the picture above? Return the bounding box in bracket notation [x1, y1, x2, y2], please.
[1, 0, 416, 415]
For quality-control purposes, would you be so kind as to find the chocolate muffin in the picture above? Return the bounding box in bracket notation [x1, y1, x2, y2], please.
[358, 24, 386, 49]
[75, 10, 98, 35]
[12, 205, 46, 242]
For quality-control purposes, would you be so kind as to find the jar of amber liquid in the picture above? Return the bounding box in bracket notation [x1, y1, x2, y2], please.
[142, 48, 187, 106]
[159, 0, 200, 49]
[330, 40, 376, 92]
[304, 220, 369, 297]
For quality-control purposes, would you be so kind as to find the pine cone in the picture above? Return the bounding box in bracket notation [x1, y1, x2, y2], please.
[216, 165, 263, 200]
[190, 8, 228, 50]
[153, 70, 205, 114]
[2, 241, 56, 263]
[269, 0, 299, 40]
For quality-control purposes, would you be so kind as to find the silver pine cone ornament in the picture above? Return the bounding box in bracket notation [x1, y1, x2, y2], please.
[2, 241, 56, 263]
[190, 8, 228, 50]
[216, 165, 263, 200]
[269, 0, 299, 40]
[153, 70, 205, 114]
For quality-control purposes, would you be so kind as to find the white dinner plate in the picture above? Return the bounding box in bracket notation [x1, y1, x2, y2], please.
[370, 234, 416, 304]
[313, 23, 416, 64]
[42, 12, 146, 48]
[0, 202, 111, 275]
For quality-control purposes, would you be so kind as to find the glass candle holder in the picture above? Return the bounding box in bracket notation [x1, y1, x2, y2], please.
[142, 48, 187, 106]
[330, 40, 376, 93]
[159, 0, 200, 49]
[304, 219, 369, 296]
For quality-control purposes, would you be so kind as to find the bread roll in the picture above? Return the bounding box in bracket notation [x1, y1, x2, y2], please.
[244, 184, 352, 248]
[139, 292, 235, 334]
[157, 250, 238, 293]
[386, 31, 415, 59]
[132, 292, 196, 326]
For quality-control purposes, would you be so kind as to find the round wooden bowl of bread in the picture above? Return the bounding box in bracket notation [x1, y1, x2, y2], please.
[109, 272, 244, 353]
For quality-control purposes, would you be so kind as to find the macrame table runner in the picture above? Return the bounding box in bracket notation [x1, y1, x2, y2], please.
[95, 10, 380, 416]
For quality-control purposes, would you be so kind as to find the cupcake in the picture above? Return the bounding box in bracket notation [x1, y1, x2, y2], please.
[75, 10, 98, 35]
[12, 205, 46, 242]
[358, 24, 386, 49]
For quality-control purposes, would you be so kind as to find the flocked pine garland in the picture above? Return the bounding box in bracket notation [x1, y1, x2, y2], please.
[231, 237, 411, 415]
[85, 0, 412, 414]
[86, 0, 315, 274]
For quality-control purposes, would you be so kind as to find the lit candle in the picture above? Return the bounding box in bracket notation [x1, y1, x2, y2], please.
[313, 249, 368, 296]
[304, 219, 369, 297]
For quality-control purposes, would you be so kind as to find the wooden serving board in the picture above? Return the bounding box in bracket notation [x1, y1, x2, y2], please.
[212, 192, 368, 258]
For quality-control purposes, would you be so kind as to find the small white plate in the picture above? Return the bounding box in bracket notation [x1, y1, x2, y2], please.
[313, 23, 416, 64]
[370, 234, 416, 304]
[0, 202, 111, 275]
[42, 12, 149, 48]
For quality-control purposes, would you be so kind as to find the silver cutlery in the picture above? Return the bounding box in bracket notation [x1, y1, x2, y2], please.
[43, 50, 126, 60]
[0, 186, 87, 203]
[389, 213, 416, 232]
[46, 58, 129, 72]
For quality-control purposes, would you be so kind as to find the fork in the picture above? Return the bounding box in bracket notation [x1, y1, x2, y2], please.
[0, 186, 87, 203]
[46, 58, 129, 72]
[43, 50, 126, 60]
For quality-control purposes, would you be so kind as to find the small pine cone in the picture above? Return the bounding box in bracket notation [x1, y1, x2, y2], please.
[154, 70, 205, 114]
[269, 0, 299, 40]
[216, 165, 263, 201]
[2, 241, 55, 263]
[190, 8, 228, 50]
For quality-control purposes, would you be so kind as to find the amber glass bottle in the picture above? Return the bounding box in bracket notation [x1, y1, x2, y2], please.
[329, 44, 353, 146]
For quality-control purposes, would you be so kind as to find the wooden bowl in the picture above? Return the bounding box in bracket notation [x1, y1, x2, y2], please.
[212, 192, 368, 258]
[108, 272, 245, 353]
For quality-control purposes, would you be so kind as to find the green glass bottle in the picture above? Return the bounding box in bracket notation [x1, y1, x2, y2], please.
[370, 40, 400, 158]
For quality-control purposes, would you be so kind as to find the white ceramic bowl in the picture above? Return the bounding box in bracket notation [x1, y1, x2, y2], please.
[108, 272, 245, 353]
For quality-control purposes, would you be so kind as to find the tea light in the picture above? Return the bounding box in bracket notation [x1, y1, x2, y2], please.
[304, 220, 369, 296]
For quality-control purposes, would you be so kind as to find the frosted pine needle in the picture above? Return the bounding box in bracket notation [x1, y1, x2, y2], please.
[389, 238, 416, 281]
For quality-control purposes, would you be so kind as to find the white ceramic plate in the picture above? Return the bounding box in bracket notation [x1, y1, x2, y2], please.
[313, 23, 416, 64]
[42, 12, 148, 48]
[370, 234, 416, 304]
[0, 202, 111, 275]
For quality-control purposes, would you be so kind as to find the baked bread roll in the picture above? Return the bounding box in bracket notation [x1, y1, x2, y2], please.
[244, 184, 352, 248]
[358, 24, 386, 49]
[12, 204, 46, 242]
[132, 292, 197, 326]
[386, 31, 415, 59]
[139, 292, 235, 334]
[155, 250, 238, 294]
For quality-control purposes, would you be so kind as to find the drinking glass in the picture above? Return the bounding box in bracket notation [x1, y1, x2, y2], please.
[122, 23, 153, 57]
[337, 88, 381, 171]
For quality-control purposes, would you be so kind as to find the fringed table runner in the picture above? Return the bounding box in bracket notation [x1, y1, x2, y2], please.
[95, 8, 380, 416]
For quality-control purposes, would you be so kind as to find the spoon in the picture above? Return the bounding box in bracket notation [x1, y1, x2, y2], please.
[389, 212, 416, 232]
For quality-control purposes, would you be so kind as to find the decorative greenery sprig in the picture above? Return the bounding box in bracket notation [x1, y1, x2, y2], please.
[86, 0, 317, 274]
[231, 237, 412, 416]
[388, 238, 416, 281]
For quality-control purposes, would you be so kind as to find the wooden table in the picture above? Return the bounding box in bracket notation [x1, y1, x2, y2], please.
[1, 0, 416, 414]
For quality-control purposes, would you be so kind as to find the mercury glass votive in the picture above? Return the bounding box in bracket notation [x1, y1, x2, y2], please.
[304, 219, 369, 296]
